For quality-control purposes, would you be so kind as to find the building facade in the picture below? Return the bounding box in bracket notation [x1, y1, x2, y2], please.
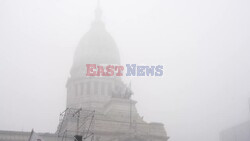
[0, 3, 169, 141]
[220, 99, 250, 141]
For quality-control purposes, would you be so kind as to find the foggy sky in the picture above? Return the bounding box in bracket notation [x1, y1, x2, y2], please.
[0, 0, 250, 141]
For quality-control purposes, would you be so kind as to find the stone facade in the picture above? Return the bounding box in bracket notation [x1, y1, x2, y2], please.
[57, 3, 169, 141]
[0, 130, 57, 141]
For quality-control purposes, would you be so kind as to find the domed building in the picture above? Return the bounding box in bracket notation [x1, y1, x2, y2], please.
[71, 5, 120, 77]
[56, 2, 169, 141]
[0, 2, 169, 141]
[65, 1, 130, 111]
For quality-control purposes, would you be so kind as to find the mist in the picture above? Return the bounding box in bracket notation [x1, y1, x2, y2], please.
[0, 0, 250, 141]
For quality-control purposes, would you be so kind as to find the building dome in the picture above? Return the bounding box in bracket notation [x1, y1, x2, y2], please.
[71, 8, 120, 77]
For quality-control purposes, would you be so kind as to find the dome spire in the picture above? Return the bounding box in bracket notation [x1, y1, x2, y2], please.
[95, 0, 102, 20]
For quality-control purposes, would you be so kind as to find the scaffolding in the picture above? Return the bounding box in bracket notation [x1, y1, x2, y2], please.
[57, 108, 95, 141]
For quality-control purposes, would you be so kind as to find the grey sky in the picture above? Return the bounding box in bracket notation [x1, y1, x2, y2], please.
[0, 0, 250, 141]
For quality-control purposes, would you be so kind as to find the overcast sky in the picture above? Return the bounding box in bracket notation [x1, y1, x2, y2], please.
[0, 0, 250, 141]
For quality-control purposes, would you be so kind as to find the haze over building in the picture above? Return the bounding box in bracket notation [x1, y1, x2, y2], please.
[0, 2, 168, 141]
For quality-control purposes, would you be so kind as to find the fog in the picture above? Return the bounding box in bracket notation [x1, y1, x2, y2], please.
[0, 0, 250, 141]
